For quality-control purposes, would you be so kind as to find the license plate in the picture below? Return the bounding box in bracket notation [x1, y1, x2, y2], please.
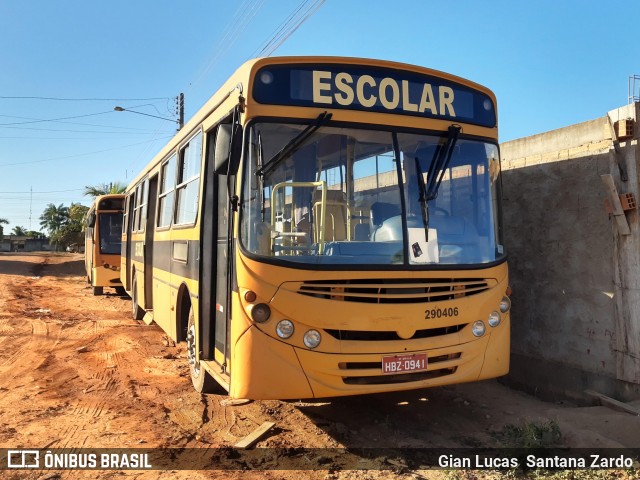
[381, 353, 428, 374]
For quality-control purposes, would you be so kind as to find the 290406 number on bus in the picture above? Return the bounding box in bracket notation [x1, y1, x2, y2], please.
[381, 353, 428, 374]
[425, 307, 459, 319]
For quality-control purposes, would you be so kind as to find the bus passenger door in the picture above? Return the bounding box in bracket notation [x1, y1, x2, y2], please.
[214, 173, 231, 367]
[144, 176, 158, 309]
[201, 127, 236, 371]
[124, 193, 135, 291]
[201, 172, 230, 367]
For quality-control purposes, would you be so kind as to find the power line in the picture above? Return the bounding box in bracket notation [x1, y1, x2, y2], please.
[0, 188, 83, 194]
[0, 134, 172, 139]
[253, 0, 325, 58]
[0, 137, 172, 167]
[252, 0, 309, 57]
[0, 101, 175, 131]
[189, 0, 266, 90]
[0, 125, 175, 134]
[0, 110, 113, 126]
[0, 96, 172, 101]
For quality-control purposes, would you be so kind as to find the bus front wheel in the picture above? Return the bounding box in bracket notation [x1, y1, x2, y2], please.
[186, 307, 218, 394]
[131, 274, 145, 320]
[92, 286, 103, 296]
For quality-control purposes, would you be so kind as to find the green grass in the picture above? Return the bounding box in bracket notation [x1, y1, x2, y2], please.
[497, 420, 562, 449]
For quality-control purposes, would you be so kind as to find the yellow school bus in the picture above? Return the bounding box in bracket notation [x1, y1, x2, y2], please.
[121, 56, 510, 399]
[85, 194, 125, 295]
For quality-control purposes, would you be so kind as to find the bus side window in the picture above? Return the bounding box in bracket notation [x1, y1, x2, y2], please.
[175, 131, 202, 225]
[158, 154, 177, 228]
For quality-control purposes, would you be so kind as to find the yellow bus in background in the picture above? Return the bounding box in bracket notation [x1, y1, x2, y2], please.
[121, 56, 510, 399]
[85, 194, 125, 296]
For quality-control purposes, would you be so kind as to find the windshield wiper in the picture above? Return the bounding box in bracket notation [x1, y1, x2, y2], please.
[425, 124, 461, 200]
[256, 111, 332, 177]
[415, 124, 461, 241]
[414, 155, 430, 241]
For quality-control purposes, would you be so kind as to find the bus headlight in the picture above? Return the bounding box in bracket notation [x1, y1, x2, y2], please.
[499, 296, 511, 313]
[303, 330, 321, 349]
[472, 320, 486, 337]
[276, 320, 294, 339]
[251, 303, 271, 323]
[488, 311, 501, 327]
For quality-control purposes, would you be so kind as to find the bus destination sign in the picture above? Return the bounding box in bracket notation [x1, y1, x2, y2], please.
[252, 64, 496, 127]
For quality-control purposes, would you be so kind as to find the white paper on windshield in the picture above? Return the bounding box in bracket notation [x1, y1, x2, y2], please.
[408, 228, 439, 263]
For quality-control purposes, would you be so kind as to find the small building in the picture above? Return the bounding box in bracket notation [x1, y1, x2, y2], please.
[0, 235, 50, 252]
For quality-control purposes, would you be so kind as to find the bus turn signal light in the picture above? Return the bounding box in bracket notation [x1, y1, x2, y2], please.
[251, 303, 271, 323]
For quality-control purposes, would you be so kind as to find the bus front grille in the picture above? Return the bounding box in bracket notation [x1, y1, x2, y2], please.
[325, 324, 466, 341]
[297, 278, 490, 303]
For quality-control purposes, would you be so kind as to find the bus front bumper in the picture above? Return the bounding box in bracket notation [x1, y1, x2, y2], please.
[230, 319, 509, 400]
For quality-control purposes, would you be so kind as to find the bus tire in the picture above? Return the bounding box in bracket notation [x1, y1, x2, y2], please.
[92, 286, 103, 296]
[131, 274, 145, 320]
[186, 306, 218, 394]
[115, 286, 126, 296]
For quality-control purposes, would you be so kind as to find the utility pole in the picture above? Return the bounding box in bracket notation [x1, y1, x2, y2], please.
[176, 93, 184, 131]
[29, 186, 32, 230]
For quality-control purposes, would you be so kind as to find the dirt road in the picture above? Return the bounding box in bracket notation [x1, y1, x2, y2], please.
[0, 253, 638, 480]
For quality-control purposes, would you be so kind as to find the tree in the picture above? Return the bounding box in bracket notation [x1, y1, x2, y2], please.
[50, 203, 88, 251]
[39, 204, 69, 250]
[0, 218, 7, 241]
[12, 226, 27, 236]
[26, 230, 46, 239]
[83, 181, 127, 197]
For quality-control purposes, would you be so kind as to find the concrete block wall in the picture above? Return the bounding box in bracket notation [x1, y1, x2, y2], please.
[500, 106, 640, 402]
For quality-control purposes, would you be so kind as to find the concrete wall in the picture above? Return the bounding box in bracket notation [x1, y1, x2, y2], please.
[501, 104, 640, 402]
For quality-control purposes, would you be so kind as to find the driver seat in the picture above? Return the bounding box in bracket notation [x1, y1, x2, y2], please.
[370, 202, 400, 240]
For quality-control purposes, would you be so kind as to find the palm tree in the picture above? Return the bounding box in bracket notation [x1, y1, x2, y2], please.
[40, 204, 69, 252]
[12, 226, 27, 236]
[26, 230, 45, 239]
[0, 218, 8, 241]
[83, 181, 127, 198]
[39, 203, 69, 236]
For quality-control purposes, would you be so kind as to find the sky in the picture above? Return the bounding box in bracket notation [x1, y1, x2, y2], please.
[1, 0, 640, 233]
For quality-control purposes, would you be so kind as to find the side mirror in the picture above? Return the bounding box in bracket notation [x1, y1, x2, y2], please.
[87, 212, 96, 228]
[214, 123, 242, 174]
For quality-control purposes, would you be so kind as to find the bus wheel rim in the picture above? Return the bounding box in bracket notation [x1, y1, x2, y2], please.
[187, 324, 200, 376]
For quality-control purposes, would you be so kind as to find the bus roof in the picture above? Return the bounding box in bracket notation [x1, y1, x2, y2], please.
[90, 194, 126, 212]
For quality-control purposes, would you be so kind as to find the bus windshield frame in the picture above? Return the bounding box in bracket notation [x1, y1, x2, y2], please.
[239, 119, 505, 269]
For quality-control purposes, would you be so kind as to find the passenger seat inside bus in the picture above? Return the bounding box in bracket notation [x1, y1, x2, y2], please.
[312, 190, 349, 242]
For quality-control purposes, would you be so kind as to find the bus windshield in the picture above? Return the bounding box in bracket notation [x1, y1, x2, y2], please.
[240, 121, 505, 266]
[98, 212, 123, 255]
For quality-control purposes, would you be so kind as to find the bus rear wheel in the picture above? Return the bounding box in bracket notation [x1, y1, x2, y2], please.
[186, 307, 218, 393]
[131, 274, 144, 320]
[92, 286, 103, 296]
